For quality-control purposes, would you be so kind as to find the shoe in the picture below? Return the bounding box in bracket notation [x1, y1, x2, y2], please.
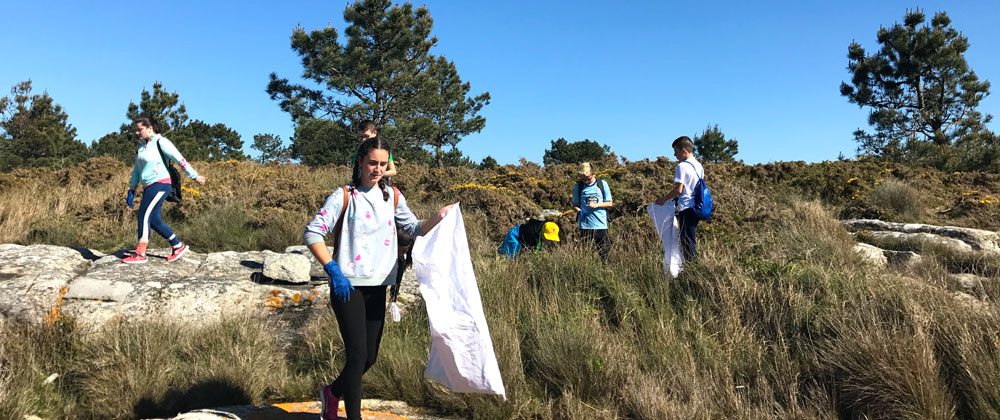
[122, 254, 147, 264]
[320, 384, 340, 420]
[166, 244, 188, 262]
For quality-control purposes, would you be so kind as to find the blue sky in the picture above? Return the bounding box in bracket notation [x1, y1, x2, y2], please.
[1, 0, 997, 165]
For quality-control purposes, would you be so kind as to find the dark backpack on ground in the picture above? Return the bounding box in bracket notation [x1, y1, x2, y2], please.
[680, 161, 713, 220]
[155, 140, 183, 203]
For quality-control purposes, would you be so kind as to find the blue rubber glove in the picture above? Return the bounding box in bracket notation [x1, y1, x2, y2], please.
[126, 190, 135, 209]
[324, 260, 354, 303]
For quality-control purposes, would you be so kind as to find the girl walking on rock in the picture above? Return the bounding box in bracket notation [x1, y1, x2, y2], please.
[122, 117, 205, 264]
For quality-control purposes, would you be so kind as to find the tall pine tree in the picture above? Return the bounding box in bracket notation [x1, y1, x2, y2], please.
[841, 10, 997, 169]
[267, 0, 488, 166]
[0, 81, 87, 171]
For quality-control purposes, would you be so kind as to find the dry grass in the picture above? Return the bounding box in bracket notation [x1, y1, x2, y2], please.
[3, 159, 1000, 418]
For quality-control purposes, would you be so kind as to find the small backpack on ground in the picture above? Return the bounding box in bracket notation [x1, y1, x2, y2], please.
[155, 140, 183, 203]
[682, 161, 713, 220]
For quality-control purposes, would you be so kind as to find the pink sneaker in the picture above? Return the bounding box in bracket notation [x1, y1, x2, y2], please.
[122, 254, 147, 264]
[166, 244, 188, 262]
[320, 384, 340, 420]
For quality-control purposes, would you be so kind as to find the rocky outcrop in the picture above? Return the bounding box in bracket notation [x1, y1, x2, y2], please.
[0, 244, 422, 330]
[0, 244, 90, 325]
[846, 219, 998, 305]
[844, 219, 1000, 255]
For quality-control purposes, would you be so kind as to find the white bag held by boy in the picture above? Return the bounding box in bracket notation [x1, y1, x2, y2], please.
[647, 201, 683, 278]
[412, 204, 506, 398]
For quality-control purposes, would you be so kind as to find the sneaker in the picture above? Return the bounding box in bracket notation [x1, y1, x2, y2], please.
[166, 244, 188, 262]
[122, 254, 147, 264]
[320, 384, 340, 420]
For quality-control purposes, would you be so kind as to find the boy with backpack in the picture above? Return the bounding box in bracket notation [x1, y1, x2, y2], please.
[655, 136, 709, 261]
[572, 162, 613, 262]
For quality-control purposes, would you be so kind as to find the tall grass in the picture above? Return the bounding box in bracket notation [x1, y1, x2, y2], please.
[869, 178, 925, 222]
[3, 159, 1000, 418]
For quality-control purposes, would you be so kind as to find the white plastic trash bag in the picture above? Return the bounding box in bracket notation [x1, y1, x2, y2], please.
[412, 204, 506, 398]
[647, 201, 683, 278]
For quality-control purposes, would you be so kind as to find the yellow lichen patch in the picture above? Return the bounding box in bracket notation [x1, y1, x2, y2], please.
[292, 292, 301, 304]
[45, 287, 68, 324]
[264, 297, 283, 310]
[270, 289, 282, 297]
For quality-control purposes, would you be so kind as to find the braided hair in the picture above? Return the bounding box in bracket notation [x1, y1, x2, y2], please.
[350, 136, 392, 201]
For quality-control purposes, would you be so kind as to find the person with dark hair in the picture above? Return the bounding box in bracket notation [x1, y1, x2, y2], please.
[304, 136, 455, 420]
[122, 117, 205, 264]
[356, 120, 396, 177]
[655, 135, 705, 261]
[497, 218, 561, 258]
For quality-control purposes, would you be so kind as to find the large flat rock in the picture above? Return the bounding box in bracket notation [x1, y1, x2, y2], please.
[0, 244, 92, 323]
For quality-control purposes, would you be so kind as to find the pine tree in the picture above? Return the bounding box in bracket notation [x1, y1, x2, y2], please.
[0, 81, 87, 170]
[252, 133, 290, 163]
[693, 124, 739, 163]
[542, 138, 610, 165]
[267, 0, 488, 166]
[91, 82, 246, 164]
[841, 9, 996, 168]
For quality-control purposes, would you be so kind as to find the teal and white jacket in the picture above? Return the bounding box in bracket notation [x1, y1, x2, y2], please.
[128, 134, 199, 189]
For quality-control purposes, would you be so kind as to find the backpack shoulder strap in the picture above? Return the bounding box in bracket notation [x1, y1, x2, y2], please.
[574, 181, 582, 207]
[682, 161, 704, 180]
[332, 186, 349, 253]
[598, 179, 608, 201]
[393, 186, 400, 209]
[154, 138, 170, 167]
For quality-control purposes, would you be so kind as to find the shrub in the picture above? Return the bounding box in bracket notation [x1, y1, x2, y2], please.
[869, 178, 924, 222]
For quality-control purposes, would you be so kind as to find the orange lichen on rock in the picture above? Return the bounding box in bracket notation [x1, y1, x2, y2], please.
[264, 297, 283, 310]
[45, 287, 68, 324]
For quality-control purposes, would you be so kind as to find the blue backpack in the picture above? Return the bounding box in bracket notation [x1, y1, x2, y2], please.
[682, 161, 713, 220]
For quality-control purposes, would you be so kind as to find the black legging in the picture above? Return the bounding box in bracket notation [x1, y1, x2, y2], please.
[328, 285, 387, 420]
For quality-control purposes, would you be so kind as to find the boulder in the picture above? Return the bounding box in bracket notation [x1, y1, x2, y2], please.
[853, 243, 888, 268]
[0, 244, 91, 323]
[284, 245, 333, 279]
[263, 253, 311, 284]
[884, 250, 923, 269]
[843, 219, 1000, 254]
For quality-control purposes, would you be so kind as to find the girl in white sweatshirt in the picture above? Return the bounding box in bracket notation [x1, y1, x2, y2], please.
[303, 136, 454, 420]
